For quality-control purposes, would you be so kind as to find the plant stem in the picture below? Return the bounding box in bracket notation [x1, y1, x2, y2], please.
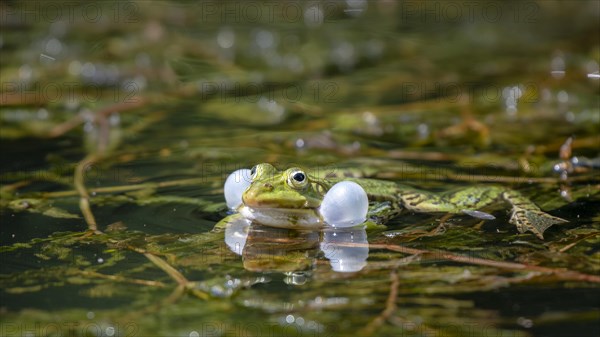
[337, 242, 600, 283]
[359, 269, 400, 336]
[75, 154, 100, 232]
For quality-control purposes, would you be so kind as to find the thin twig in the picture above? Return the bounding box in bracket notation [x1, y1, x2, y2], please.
[143, 253, 189, 287]
[363, 254, 422, 271]
[48, 99, 146, 138]
[332, 242, 600, 283]
[558, 231, 600, 253]
[42, 177, 208, 198]
[72, 151, 208, 299]
[122, 284, 186, 323]
[78, 270, 168, 288]
[376, 170, 596, 184]
[359, 269, 400, 336]
[74, 154, 100, 232]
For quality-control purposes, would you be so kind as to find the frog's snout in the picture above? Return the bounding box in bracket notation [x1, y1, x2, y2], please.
[242, 184, 273, 207]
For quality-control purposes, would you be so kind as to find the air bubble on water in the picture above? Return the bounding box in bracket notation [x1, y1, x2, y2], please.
[517, 317, 533, 328]
[256, 29, 275, 49]
[87, 311, 95, 319]
[565, 111, 575, 122]
[45, 38, 62, 55]
[331, 41, 356, 72]
[345, 0, 367, 17]
[584, 60, 598, 73]
[417, 123, 429, 139]
[304, 5, 324, 28]
[68, 61, 82, 76]
[81, 62, 96, 77]
[109, 113, 120, 126]
[503, 85, 522, 115]
[258, 97, 285, 121]
[37, 108, 49, 120]
[84, 121, 95, 133]
[285, 314, 295, 324]
[217, 27, 235, 49]
[125, 75, 147, 91]
[363, 111, 377, 125]
[553, 164, 561, 172]
[551, 54, 565, 79]
[19, 65, 33, 81]
[557, 91, 569, 103]
[284, 54, 304, 73]
[540, 88, 552, 102]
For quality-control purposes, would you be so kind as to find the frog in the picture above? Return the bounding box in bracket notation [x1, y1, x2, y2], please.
[220, 163, 568, 240]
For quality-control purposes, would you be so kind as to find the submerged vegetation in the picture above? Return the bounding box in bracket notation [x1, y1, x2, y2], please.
[1, 1, 599, 337]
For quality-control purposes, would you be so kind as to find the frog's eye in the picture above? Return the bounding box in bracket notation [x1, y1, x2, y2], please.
[287, 169, 307, 189]
[250, 166, 257, 179]
[293, 172, 305, 182]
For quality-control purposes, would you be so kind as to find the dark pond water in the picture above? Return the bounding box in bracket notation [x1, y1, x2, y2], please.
[1, 1, 599, 337]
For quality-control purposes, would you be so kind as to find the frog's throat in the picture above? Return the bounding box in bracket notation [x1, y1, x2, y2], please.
[238, 206, 323, 229]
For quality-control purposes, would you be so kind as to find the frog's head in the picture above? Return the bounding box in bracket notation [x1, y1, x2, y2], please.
[242, 163, 327, 209]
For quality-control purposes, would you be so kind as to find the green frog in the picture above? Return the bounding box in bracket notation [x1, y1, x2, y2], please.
[222, 163, 568, 239]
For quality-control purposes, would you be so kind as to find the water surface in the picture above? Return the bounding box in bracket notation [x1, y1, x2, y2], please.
[1, 1, 599, 337]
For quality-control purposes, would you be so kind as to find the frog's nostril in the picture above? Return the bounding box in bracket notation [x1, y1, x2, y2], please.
[263, 183, 273, 190]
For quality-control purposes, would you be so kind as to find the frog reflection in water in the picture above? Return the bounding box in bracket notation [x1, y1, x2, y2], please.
[221, 163, 567, 240]
[224, 218, 369, 274]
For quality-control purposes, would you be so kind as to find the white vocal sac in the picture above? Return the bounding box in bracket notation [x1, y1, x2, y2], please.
[320, 181, 368, 227]
[224, 169, 252, 210]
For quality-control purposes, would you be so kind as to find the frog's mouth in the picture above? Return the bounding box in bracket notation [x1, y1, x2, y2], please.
[238, 205, 323, 229]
